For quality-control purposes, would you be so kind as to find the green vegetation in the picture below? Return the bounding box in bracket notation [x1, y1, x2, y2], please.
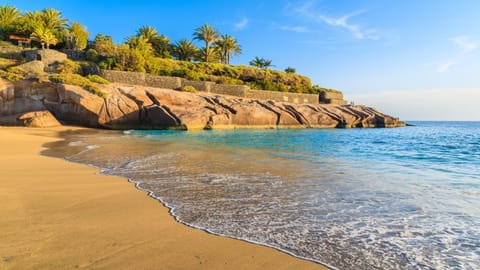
[250, 57, 274, 69]
[284, 67, 296, 74]
[0, 4, 341, 96]
[49, 73, 107, 98]
[180, 85, 197, 93]
[86, 74, 109, 84]
[215, 34, 241, 65]
[193, 23, 220, 62]
[0, 65, 26, 81]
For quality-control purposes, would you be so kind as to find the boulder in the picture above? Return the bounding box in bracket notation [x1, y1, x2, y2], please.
[0, 110, 61, 127]
[17, 61, 45, 74]
[18, 110, 61, 127]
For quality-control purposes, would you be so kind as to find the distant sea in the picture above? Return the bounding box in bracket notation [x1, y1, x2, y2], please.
[43, 122, 480, 270]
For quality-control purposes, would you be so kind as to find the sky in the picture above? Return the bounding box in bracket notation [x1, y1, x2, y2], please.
[3, 0, 480, 120]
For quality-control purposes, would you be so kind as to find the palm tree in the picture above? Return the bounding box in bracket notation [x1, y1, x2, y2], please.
[250, 57, 274, 69]
[214, 34, 241, 64]
[127, 35, 153, 58]
[20, 11, 44, 33]
[172, 39, 198, 61]
[0, 5, 21, 39]
[41, 8, 68, 31]
[0, 5, 20, 28]
[136, 26, 171, 58]
[193, 23, 220, 62]
[153, 34, 171, 58]
[30, 26, 58, 49]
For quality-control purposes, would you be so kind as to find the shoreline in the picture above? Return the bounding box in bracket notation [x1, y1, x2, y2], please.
[0, 126, 327, 270]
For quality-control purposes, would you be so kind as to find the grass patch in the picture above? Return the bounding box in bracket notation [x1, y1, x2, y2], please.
[49, 73, 108, 98]
[0, 66, 27, 81]
[180, 85, 197, 93]
[86, 74, 109, 84]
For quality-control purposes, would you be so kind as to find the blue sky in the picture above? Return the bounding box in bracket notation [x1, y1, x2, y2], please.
[4, 0, 480, 120]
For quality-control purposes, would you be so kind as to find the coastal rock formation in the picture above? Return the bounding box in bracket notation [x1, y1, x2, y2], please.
[0, 78, 405, 129]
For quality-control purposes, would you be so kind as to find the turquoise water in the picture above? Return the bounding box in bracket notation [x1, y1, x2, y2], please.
[44, 122, 480, 269]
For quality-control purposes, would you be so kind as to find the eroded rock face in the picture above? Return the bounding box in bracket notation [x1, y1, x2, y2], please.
[0, 79, 406, 129]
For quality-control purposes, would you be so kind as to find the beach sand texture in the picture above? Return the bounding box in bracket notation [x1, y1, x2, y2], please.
[0, 127, 326, 270]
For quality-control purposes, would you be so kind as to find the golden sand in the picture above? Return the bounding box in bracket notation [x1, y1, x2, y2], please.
[0, 126, 326, 270]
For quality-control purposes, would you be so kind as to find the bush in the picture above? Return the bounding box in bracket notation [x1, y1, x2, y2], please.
[0, 69, 23, 81]
[86, 49, 98, 62]
[180, 85, 197, 93]
[50, 73, 108, 98]
[87, 74, 109, 84]
[0, 66, 27, 81]
[57, 59, 82, 74]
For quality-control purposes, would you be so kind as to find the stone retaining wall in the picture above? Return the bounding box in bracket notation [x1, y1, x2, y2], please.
[62, 49, 86, 61]
[99, 70, 347, 105]
[246, 89, 318, 104]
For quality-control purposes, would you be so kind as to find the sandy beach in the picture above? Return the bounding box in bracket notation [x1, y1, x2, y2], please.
[0, 126, 325, 270]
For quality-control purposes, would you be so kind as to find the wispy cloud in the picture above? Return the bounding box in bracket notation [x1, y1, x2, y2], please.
[436, 61, 456, 73]
[234, 18, 249, 30]
[278, 25, 309, 33]
[292, 1, 378, 40]
[436, 35, 477, 73]
[451, 35, 478, 53]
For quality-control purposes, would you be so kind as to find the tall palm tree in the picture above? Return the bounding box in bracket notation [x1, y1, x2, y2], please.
[137, 25, 171, 58]
[172, 39, 198, 61]
[214, 34, 241, 64]
[21, 11, 44, 33]
[0, 5, 20, 28]
[154, 34, 171, 58]
[137, 26, 158, 43]
[30, 26, 58, 49]
[193, 23, 219, 62]
[0, 5, 20, 39]
[41, 8, 68, 31]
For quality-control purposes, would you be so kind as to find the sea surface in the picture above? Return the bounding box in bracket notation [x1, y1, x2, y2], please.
[43, 122, 480, 270]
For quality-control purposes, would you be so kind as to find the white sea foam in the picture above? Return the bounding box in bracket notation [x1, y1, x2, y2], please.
[68, 141, 85, 146]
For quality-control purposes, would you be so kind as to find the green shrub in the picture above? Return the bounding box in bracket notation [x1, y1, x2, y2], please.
[0, 69, 23, 81]
[180, 85, 197, 93]
[86, 49, 98, 62]
[0, 66, 27, 81]
[57, 59, 82, 74]
[87, 74, 110, 84]
[112, 55, 336, 94]
[50, 73, 108, 98]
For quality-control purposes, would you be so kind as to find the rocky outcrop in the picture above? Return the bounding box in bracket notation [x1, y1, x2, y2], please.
[0, 110, 61, 127]
[0, 78, 405, 129]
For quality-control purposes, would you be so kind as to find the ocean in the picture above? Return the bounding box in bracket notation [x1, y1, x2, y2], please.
[43, 121, 480, 270]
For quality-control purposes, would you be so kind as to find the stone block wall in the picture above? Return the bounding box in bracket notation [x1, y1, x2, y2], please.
[319, 91, 346, 105]
[246, 89, 318, 104]
[99, 70, 347, 105]
[145, 74, 181, 89]
[25, 49, 67, 65]
[100, 70, 147, 86]
[210, 84, 249, 97]
[62, 49, 86, 61]
[181, 79, 215, 92]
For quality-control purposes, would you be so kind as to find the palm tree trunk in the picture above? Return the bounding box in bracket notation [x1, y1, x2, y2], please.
[205, 41, 209, 62]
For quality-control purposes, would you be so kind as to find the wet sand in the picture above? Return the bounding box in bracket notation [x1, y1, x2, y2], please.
[0, 126, 326, 270]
